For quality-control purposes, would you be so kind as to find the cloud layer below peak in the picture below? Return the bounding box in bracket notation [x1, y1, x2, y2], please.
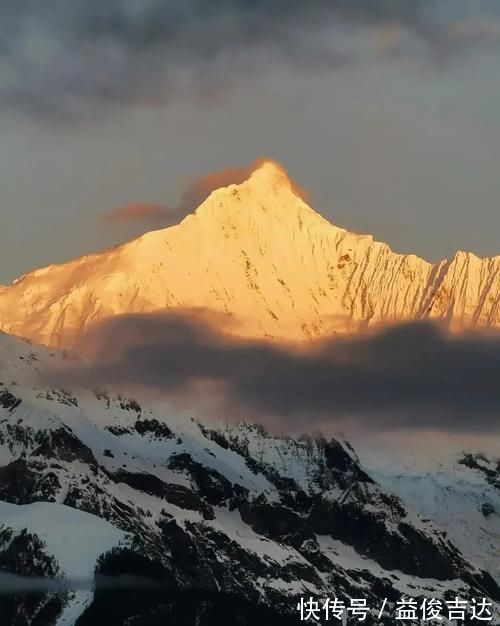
[49, 310, 500, 436]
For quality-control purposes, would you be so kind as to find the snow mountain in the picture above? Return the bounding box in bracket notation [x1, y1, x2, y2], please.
[0, 331, 499, 625]
[0, 161, 499, 347]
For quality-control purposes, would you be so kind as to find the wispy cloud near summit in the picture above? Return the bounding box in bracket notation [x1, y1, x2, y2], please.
[101, 203, 170, 224]
[99, 159, 307, 228]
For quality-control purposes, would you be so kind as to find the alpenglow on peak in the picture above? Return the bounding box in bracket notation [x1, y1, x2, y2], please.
[0, 160, 498, 347]
[191, 159, 313, 224]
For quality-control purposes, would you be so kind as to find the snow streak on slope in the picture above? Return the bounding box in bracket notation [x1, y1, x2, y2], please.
[0, 162, 499, 347]
[357, 453, 500, 583]
[0, 501, 127, 625]
[0, 501, 126, 581]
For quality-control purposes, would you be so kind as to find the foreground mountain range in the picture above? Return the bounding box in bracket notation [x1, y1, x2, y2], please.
[0, 161, 499, 348]
[0, 330, 499, 625]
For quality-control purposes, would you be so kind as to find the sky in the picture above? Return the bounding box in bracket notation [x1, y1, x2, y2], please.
[1, 1, 500, 283]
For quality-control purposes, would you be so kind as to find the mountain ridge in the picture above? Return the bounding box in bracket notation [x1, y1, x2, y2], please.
[0, 329, 498, 625]
[1, 161, 499, 347]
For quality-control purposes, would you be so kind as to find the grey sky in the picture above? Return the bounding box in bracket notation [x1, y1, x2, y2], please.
[1, 1, 500, 282]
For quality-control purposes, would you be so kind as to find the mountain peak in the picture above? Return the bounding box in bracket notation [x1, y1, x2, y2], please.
[248, 159, 293, 188]
[0, 160, 499, 347]
[246, 159, 309, 203]
[190, 158, 315, 229]
[195, 159, 308, 209]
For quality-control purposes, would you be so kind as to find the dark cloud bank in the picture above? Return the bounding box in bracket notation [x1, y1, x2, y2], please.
[55, 310, 500, 435]
[1, 1, 500, 120]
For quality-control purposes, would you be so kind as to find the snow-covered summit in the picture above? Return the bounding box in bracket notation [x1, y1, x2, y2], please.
[0, 161, 498, 347]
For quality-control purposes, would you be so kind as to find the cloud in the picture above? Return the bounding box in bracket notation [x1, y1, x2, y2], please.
[448, 18, 500, 45]
[101, 203, 170, 224]
[174, 158, 309, 211]
[98, 158, 308, 227]
[51, 310, 500, 435]
[0, 572, 165, 594]
[2, 1, 500, 121]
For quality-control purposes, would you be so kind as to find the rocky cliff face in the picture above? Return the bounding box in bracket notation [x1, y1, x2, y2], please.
[0, 162, 499, 347]
[0, 331, 498, 625]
